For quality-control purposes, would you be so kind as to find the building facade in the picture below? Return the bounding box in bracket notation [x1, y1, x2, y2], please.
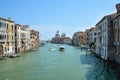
[30, 30, 40, 50]
[79, 32, 87, 46]
[20, 25, 30, 52]
[51, 31, 71, 44]
[0, 17, 15, 56]
[87, 27, 96, 44]
[95, 13, 116, 60]
[72, 31, 87, 46]
[113, 3, 120, 63]
[72, 32, 81, 46]
[15, 24, 21, 53]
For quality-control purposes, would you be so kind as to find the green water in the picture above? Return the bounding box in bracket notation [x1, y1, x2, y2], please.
[0, 43, 117, 80]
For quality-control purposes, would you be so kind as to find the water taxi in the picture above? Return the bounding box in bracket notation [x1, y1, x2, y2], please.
[49, 48, 55, 51]
[59, 46, 65, 51]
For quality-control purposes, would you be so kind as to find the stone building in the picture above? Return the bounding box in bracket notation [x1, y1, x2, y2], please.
[72, 32, 81, 46]
[14, 24, 21, 53]
[0, 17, 15, 56]
[113, 3, 120, 63]
[51, 31, 71, 44]
[95, 13, 117, 60]
[79, 32, 87, 46]
[72, 31, 86, 46]
[20, 25, 30, 52]
[30, 30, 40, 50]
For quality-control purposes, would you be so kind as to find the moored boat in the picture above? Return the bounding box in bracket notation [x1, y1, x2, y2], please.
[9, 54, 21, 58]
[0, 56, 6, 60]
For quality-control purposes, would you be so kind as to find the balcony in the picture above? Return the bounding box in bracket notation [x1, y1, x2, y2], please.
[0, 39, 6, 42]
[0, 28, 6, 31]
[96, 29, 102, 35]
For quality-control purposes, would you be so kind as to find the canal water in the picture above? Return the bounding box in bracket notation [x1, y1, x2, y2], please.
[0, 43, 117, 80]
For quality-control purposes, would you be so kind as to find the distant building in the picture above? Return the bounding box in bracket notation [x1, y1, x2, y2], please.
[72, 31, 86, 46]
[72, 32, 80, 46]
[51, 31, 71, 44]
[79, 32, 87, 46]
[63, 37, 72, 44]
[61, 33, 66, 38]
[30, 30, 40, 50]
[55, 30, 60, 38]
[87, 27, 96, 44]
[85, 27, 96, 52]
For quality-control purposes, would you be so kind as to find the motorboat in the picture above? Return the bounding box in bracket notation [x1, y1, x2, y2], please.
[49, 48, 55, 51]
[59, 46, 65, 51]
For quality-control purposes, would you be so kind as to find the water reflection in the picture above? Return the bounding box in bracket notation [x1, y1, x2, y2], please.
[80, 53, 117, 80]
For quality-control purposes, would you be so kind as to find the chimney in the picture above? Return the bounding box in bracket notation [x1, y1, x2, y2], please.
[116, 3, 120, 14]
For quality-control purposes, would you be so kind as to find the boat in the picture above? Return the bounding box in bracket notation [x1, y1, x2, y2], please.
[0, 56, 6, 60]
[9, 54, 16, 58]
[40, 42, 45, 47]
[9, 54, 21, 58]
[59, 46, 65, 51]
[49, 48, 55, 51]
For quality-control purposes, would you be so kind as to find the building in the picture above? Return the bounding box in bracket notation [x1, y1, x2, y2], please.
[79, 32, 87, 46]
[63, 37, 72, 44]
[72, 31, 86, 46]
[30, 30, 40, 50]
[86, 27, 96, 51]
[95, 13, 117, 60]
[0, 17, 15, 56]
[51, 31, 71, 44]
[51, 30, 61, 43]
[72, 32, 81, 46]
[113, 3, 120, 63]
[20, 25, 30, 52]
[14, 24, 21, 53]
[85, 29, 90, 45]
[0, 17, 40, 56]
[87, 27, 96, 44]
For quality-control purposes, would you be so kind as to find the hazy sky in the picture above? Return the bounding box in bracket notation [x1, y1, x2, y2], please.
[0, 0, 120, 40]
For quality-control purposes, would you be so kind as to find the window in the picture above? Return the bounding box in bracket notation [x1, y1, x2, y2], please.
[5, 47, 7, 52]
[12, 24, 14, 30]
[15, 33, 17, 37]
[119, 20, 120, 29]
[21, 33, 25, 38]
[15, 26, 16, 30]
[0, 23, 6, 29]
[0, 22, 1, 27]
[7, 24, 8, 29]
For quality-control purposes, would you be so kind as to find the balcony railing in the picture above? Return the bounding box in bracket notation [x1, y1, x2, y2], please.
[0, 28, 6, 30]
[0, 39, 7, 42]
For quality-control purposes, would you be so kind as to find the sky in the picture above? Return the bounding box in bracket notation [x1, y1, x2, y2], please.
[0, 0, 120, 40]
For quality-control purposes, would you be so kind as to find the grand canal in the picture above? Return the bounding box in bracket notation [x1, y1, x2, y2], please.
[0, 43, 117, 80]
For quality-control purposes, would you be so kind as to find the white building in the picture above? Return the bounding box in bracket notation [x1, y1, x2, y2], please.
[20, 25, 30, 52]
[15, 24, 22, 53]
[87, 27, 96, 44]
[95, 13, 117, 60]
